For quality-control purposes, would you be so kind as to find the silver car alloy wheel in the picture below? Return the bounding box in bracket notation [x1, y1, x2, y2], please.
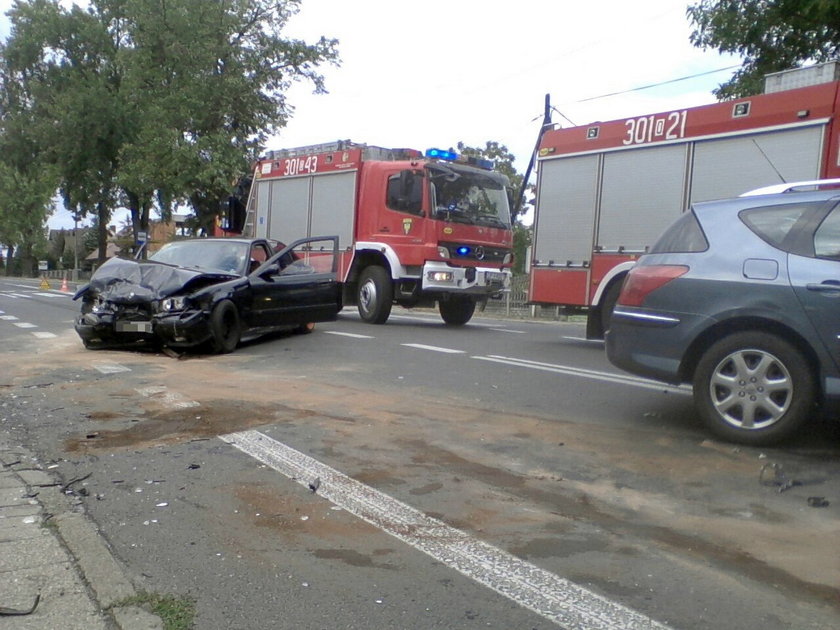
[708, 347, 793, 430]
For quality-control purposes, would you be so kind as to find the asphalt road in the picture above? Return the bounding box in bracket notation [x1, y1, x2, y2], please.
[2, 276, 839, 630]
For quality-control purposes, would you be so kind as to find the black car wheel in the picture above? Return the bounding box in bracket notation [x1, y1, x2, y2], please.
[599, 279, 623, 336]
[357, 266, 393, 324]
[438, 296, 476, 325]
[209, 300, 241, 354]
[693, 332, 814, 445]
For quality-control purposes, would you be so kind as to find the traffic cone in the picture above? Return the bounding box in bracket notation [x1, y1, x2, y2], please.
[61, 276, 69, 292]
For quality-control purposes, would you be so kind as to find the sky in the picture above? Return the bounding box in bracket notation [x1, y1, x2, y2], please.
[0, 0, 740, 229]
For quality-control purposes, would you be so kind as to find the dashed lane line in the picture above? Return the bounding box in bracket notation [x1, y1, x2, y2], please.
[401, 343, 465, 354]
[222, 429, 674, 630]
[323, 331, 375, 339]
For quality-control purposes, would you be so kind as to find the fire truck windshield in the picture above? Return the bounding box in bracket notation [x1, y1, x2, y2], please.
[428, 163, 511, 228]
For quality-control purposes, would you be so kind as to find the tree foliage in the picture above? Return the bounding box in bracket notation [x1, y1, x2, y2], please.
[0, 0, 338, 263]
[687, 0, 840, 99]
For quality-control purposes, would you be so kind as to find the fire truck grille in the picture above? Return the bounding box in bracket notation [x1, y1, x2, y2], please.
[440, 242, 510, 263]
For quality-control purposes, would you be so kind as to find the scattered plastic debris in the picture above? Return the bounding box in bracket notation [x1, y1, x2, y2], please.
[807, 497, 830, 508]
[0, 594, 40, 616]
[759, 463, 801, 493]
[309, 477, 321, 493]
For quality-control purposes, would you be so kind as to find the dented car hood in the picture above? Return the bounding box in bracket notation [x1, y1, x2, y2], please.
[74, 257, 236, 304]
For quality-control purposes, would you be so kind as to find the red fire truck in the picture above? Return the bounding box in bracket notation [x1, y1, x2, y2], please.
[529, 64, 840, 339]
[228, 141, 513, 325]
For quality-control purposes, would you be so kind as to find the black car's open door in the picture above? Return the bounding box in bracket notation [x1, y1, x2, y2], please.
[248, 236, 342, 327]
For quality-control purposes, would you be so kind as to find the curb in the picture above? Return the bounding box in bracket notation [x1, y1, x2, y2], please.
[0, 446, 163, 630]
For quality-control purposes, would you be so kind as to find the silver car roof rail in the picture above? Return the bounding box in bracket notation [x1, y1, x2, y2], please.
[740, 178, 840, 196]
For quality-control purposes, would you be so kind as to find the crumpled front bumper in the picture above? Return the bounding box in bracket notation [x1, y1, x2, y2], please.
[75, 309, 212, 349]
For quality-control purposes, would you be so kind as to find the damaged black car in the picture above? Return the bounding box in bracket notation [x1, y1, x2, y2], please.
[73, 236, 342, 353]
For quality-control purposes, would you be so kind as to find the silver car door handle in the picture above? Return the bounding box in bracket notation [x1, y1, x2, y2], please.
[806, 282, 840, 292]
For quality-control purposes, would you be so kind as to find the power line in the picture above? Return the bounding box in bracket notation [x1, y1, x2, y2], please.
[576, 64, 741, 103]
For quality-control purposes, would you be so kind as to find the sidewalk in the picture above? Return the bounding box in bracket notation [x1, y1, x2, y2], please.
[0, 443, 162, 630]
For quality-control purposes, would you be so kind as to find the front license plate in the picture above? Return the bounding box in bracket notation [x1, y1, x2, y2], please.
[485, 272, 506, 283]
[116, 320, 152, 333]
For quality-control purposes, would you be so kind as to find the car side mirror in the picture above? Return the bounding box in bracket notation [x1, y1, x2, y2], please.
[259, 263, 280, 279]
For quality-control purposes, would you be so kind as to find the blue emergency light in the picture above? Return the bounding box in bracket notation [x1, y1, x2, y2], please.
[456, 246, 472, 256]
[425, 148, 459, 161]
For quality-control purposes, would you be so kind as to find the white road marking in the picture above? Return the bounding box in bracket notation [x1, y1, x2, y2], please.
[562, 335, 604, 344]
[13, 322, 37, 329]
[221, 429, 674, 630]
[489, 328, 526, 334]
[94, 363, 132, 374]
[31, 332, 57, 339]
[323, 331, 375, 339]
[472, 355, 691, 395]
[33, 291, 66, 298]
[0, 315, 16, 320]
[401, 343, 465, 354]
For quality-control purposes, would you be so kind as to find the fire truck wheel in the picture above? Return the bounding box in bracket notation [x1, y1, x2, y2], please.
[209, 299, 241, 353]
[439, 296, 476, 325]
[358, 266, 393, 324]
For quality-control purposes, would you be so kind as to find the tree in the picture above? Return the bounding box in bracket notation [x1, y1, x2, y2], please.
[456, 141, 532, 275]
[687, 0, 840, 99]
[0, 0, 338, 259]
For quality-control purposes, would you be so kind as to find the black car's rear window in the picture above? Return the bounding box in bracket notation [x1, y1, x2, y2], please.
[739, 202, 813, 251]
[649, 211, 708, 254]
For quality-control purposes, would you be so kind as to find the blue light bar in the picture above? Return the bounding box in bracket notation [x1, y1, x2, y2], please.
[425, 148, 458, 161]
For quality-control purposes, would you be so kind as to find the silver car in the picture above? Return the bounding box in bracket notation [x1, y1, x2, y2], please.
[606, 180, 840, 445]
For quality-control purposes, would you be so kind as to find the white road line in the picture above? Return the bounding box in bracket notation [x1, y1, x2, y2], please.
[13, 322, 37, 329]
[323, 331, 375, 339]
[9, 293, 32, 299]
[489, 328, 526, 334]
[0, 315, 17, 320]
[473, 355, 691, 395]
[31, 332, 57, 339]
[562, 335, 604, 344]
[401, 343, 465, 354]
[221, 429, 673, 630]
[33, 291, 67, 298]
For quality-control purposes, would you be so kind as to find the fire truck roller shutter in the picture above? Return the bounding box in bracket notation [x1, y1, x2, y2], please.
[598, 144, 687, 254]
[533, 155, 599, 265]
[689, 125, 825, 203]
[267, 177, 310, 240]
[310, 171, 356, 247]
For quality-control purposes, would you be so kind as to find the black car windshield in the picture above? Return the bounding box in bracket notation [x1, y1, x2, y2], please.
[149, 240, 250, 275]
[428, 164, 511, 228]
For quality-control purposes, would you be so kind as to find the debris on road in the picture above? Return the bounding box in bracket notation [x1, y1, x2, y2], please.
[807, 496, 830, 508]
[0, 594, 41, 616]
[759, 462, 801, 493]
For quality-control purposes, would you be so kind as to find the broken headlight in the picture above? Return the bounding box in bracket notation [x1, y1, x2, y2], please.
[160, 296, 189, 312]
